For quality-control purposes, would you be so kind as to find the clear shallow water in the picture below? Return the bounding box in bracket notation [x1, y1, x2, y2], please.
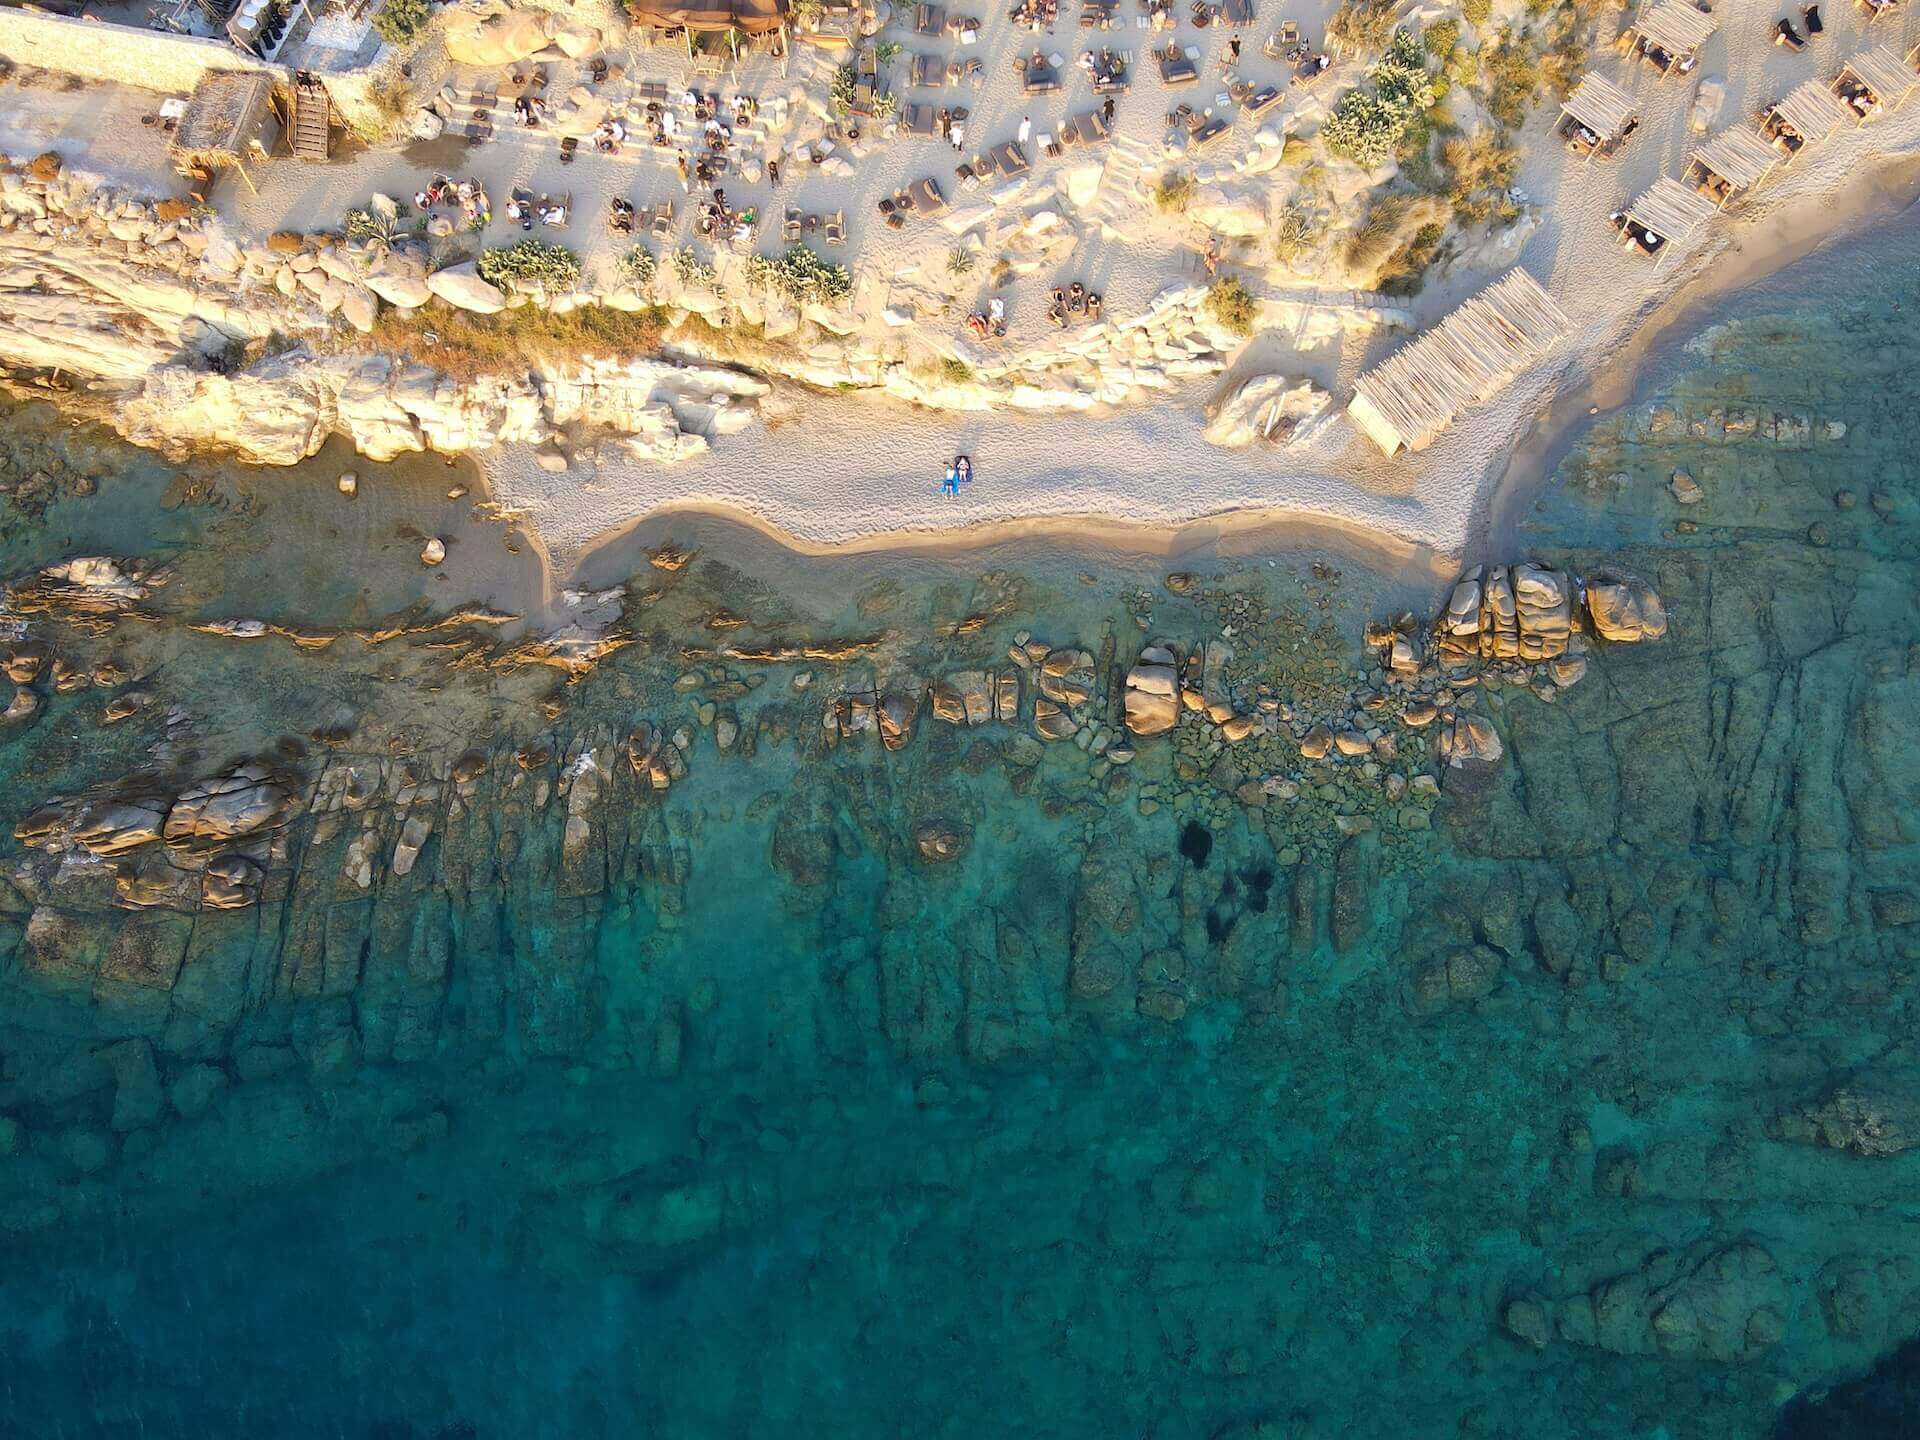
[0, 221, 1917, 1438]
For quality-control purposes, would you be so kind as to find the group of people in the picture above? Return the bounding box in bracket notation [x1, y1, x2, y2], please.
[964, 298, 1008, 339]
[591, 118, 627, 154]
[512, 93, 549, 127]
[940, 455, 975, 497]
[1077, 50, 1128, 89]
[504, 191, 568, 230]
[1046, 283, 1102, 326]
[1007, 0, 1059, 29]
[412, 176, 490, 228]
[695, 191, 755, 243]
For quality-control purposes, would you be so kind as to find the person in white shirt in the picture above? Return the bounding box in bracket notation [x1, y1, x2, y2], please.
[1018, 114, 1032, 143]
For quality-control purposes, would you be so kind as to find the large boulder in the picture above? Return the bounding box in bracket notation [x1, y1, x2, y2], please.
[364, 252, 431, 308]
[426, 262, 507, 314]
[442, 8, 553, 66]
[1512, 563, 1572, 660]
[1123, 650, 1180, 737]
[1586, 571, 1668, 643]
[163, 765, 295, 849]
[1203, 374, 1331, 448]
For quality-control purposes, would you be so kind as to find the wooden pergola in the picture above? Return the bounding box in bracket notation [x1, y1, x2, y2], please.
[168, 71, 279, 196]
[1685, 126, 1780, 205]
[1833, 45, 1918, 123]
[1347, 269, 1571, 455]
[1621, 1, 1716, 75]
[1558, 73, 1640, 160]
[1619, 176, 1716, 267]
[1762, 80, 1850, 158]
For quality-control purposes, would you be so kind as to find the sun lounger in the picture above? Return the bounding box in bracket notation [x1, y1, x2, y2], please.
[1223, 0, 1252, 20]
[1080, 0, 1117, 22]
[909, 175, 949, 214]
[990, 139, 1031, 174]
[1191, 115, 1230, 147]
[915, 3, 946, 34]
[1245, 83, 1282, 115]
[1071, 109, 1110, 144]
[784, 206, 803, 241]
[956, 161, 980, 189]
[912, 52, 944, 86]
[1024, 67, 1063, 94]
[902, 101, 941, 135]
[1158, 50, 1200, 85]
[825, 209, 846, 243]
[651, 200, 673, 238]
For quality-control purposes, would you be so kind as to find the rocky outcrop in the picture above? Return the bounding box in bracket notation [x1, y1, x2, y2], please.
[1203, 374, 1332, 448]
[1769, 1075, 1920, 1157]
[1508, 1244, 1789, 1364]
[1124, 645, 1180, 737]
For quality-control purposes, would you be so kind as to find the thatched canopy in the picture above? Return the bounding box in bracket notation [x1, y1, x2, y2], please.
[170, 71, 276, 164]
[1840, 45, 1917, 108]
[1689, 127, 1779, 192]
[1626, 1, 1716, 60]
[1560, 73, 1638, 139]
[1347, 269, 1570, 455]
[1625, 176, 1715, 242]
[1767, 80, 1849, 143]
[626, 0, 786, 33]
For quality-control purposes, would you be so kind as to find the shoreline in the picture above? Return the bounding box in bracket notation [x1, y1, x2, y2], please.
[472, 103, 1920, 600]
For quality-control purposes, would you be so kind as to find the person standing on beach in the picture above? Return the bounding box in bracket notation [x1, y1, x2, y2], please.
[1018, 114, 1032, 145]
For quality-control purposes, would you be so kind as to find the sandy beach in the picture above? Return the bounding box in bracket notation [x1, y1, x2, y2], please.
[453, 0, 1920, 581]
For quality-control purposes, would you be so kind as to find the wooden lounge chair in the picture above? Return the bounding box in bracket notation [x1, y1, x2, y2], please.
[559, 136, 578, 163]
[1157, 48, 1200, 85]
[1245, 83, 1282, 116]
[990, 139, 1030, 174]
[1191, 115, 1229, 147]
[909, 175, 949, 214]
[902, 101, 941, 135]
[824, 209, 846, 243]
[651, 200, 673, 238]
[784, 206, 803, 241]
[912, 52, 944, 87]
[915, 3, 946, 34]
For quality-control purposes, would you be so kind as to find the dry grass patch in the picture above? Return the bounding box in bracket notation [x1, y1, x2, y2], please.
[362, 301, 668, 382]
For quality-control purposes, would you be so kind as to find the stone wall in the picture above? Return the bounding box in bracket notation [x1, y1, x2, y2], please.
[0, 9, 287, 96]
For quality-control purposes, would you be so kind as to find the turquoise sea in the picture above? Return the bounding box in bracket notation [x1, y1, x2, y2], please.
[0, 212, 1917, 1439]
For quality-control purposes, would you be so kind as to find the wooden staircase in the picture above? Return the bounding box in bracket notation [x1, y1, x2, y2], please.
[291, 73, 332, 161]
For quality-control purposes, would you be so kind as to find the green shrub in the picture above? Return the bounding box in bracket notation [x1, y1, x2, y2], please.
[1461, 0, 1490, 24]
[476, 239, 582, 293]
[742, 245, 852, 304]
[1328, 0, 1396, 51]
[362, 301, 667, 381]
[1441, 131, 1521, 225]
[1323, 29, 1435, 168]
[1154, 170, 1196, 213]
[875, 39, 901, 64]
[615, 245, 657, 290]
[1272, 203, 1313, 265]
[829, 65, 857, 114]
[946, 247, 976, 275]
[940, 358, 973, 383]
[672, 248, 721, 289]
[1423, 18, 1461, 57]
[372, 0, 431, 47]
[1204, 276, 1257, 337]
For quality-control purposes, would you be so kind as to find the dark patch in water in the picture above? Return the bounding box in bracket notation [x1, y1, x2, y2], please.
[1179, 822, 1212, 868]
[1205, 910, 1231, 945]
[1776, 1336, 1920, 1438]
[1243, 865, 1274, 912]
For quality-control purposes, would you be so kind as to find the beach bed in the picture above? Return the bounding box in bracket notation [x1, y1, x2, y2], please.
[1557, 73, 1639, 160]
[901, 101, 941, 136]
[990, 139, 1032, 175]
[1620, 1, 1715, 76]
[911, 52, 945, 86]
[1617, 176, 1715, 265]
[915, 3, 946, 34]
[1685, 126, 1781, 204]
[1157, 46, 1200, 85]
[1244, 83, 1283, 117]
[1190, 114, 1230, 148]
[907, 175, 950, 215]
[1833, 45, 1918, 122]
[1762, 79, 1849, 158]
[1068, 109, 1111, 145]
